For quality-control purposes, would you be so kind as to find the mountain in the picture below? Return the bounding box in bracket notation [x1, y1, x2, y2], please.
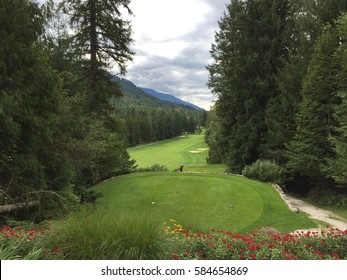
[111, 77, 203, 111]
[140, 87, 203, 111]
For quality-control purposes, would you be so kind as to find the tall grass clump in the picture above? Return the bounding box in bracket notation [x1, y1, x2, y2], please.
[46, 206, 170, 259]
[242, 159, 285, 186]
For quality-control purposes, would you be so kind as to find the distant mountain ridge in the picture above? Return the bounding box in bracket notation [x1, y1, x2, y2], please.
[140, 88, 203, 111]
[111, 77, 200, 112]
[111, 76, 203, 111]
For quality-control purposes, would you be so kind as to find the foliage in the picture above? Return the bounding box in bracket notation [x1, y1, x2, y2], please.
[135, 164, 169, 173]
[207, 0, 347, 200]
[242, 160, 285, 186]
[45, 206, 170, 260]
[59, 0, 134, 112]
[0, 0, 136, 220]
[169, 224, 347, 260]
[327, 15, 347, 187]
[207, 0, 293, 172]
[0, 225, 63, 260]
[308, 185, 347, 207]
[285, 23, 338, 183]
[2, 221, 347, 260]
[205, 105, 225, 164]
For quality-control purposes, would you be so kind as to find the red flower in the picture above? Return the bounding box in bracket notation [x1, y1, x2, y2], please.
[172, 253, 180, 260]
[54, 248, 62, 254]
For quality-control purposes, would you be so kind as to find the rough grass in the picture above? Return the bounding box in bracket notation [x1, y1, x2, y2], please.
[95, 172, 317, 233]
[46, 206, 170, 260]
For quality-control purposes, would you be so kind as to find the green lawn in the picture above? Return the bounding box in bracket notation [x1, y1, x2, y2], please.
[95, 172, 317, 233]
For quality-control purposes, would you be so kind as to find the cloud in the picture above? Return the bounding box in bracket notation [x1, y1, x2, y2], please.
[122, 0, 230, 110]
[37, 0, 230, 110]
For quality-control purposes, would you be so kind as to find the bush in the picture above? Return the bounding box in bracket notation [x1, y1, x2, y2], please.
[308, 185, 347, 207]
[242, 160, 285, 186]
[135, 164, 168, 173]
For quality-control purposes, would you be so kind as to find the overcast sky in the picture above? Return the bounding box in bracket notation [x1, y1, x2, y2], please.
[125, 0, 230, 110]
[37, 0, 230, 110]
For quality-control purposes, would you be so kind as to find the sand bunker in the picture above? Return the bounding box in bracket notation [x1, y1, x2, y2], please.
[196, 148, 209, 151]
[189, 150, 203, 153]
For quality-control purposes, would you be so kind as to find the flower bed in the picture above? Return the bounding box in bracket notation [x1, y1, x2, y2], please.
[0, 225, 64, 260]
[168, 224, 347, 260]
[1, 221, 346, 260]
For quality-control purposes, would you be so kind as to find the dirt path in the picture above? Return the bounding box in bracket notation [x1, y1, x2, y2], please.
[285, 194, 347, 231]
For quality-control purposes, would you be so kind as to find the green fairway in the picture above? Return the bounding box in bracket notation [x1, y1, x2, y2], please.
[128, 134, 226, 172]
[95, 172, 317, 233]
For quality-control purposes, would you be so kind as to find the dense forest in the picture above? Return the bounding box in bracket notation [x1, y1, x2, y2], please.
[111, 78, 206, 147]
[206, 0, 347, 205]
[0, 0, 203, 220]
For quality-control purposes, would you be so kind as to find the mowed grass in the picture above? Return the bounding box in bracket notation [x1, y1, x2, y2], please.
[94, 133, 318, 233]
[128, 134, 226, 172]
[95, 172, 317, 233]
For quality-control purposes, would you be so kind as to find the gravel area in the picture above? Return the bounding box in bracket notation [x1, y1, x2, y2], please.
[285, 194, 347, 231]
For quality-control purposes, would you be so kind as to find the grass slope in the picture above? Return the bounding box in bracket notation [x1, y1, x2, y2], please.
[95, 172, 317, 233]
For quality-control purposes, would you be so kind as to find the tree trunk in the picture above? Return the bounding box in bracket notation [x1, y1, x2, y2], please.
[0, 201, 40, 214]
[89, 0, 98, 111]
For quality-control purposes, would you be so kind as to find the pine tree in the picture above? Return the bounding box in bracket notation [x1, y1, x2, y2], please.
[207, 0, 292, 172]
[264, 0, 347, 164]
[285, 23, 339, 183]
[59, 0, 134, 112]
[0, 0, 77, 214]
[327, 14, 347, 186]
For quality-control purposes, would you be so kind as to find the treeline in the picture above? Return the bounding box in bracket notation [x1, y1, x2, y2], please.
[206, 0, 347, 204]
[110, 78, 207, 147]
[0, 0, 138, 220]
[124, 108, 203, 147]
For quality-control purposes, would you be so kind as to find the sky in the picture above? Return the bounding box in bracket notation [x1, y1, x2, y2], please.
[37, 0, 231, 110]
[124, 0, 231, 110]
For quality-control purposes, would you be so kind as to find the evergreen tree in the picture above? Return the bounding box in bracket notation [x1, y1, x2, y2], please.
[59, 0, 134, 112]
[205, 105, 225, 164]
[285, 23, 339, 183]
[0, 0, 77, 215]
[208, 0, 292, 172]
[264, 0, 347, 164]
[327, 14, 347, 186]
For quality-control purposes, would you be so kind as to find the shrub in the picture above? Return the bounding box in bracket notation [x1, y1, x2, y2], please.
[242, 160, 285, 186]
[135, 163, 168, 172]
[308, 185, 347, 207]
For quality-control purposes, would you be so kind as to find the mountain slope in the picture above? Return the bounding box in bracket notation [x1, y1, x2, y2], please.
[111, 77, 199, 111]
[140, 87, 203, 111]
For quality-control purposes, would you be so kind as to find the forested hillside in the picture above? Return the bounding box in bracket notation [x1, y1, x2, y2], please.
[206, 0, 347, 205]
[111, 77, 207, 147]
